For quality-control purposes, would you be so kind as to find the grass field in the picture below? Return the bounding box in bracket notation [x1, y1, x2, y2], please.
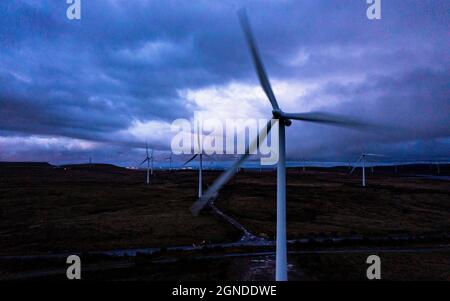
[0, 162, 449, 281]
[0, 163, 448, 256]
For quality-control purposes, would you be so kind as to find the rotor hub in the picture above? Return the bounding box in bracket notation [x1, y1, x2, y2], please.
[272, 110, 292, 126]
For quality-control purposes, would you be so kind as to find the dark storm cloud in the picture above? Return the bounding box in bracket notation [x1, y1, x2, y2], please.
[285, 66, 450, 160]
[0, 0, 449, 164]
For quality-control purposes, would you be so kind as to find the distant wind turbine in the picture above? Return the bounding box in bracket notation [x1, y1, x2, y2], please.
[183, 123, 213, 198]
[349, 153, 385, 187]
[189, 9, 380, 281]
[184, 153, 203, 197]
[139, 143, 154, 185]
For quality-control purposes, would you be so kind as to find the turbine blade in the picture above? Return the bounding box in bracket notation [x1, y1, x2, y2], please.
[364, 153, 386, 157]
[238, 9, 280, 111]
[191, 120, 273, 215]
[183, 154, 198, 166]
[146, 143, 149, 157]
[138, 158, 148, 167]
[282, 112, 378, 130]
[349, 165, 359, 175]
[348, 155, 363, 175]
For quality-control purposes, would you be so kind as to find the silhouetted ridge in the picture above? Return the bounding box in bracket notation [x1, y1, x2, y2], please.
[0, 162, 53, 169]
[59, 163, 126, 172]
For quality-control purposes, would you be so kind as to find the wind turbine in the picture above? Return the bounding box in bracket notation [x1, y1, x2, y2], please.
[184, 123, 212, 198]
[189, 10, 378, 281]
[184, 153, 204, 198]
[139, 143, 154, 185]
[349, 153, 385, 187]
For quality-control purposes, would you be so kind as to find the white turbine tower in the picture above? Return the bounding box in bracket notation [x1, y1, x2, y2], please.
[139, 143, 154, 185]
[349, 153, 385, 187]
[184, 123, 210, 198]
[189, 10, 379, 281]
[184, 153, 204, 198]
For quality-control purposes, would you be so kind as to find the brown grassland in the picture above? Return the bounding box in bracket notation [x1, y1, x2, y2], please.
[0, 163, 448, 280]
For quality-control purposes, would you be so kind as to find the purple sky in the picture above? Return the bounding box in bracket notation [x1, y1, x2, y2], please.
[0, 0, 449, 166]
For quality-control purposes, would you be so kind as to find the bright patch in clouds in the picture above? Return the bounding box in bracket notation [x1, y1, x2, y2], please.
[116, 41, 180, 64]
[0, 136, 97, 151]
[180, 80, 321, 120]
[0, 135, 98, 161]
[116, 119, 174, 147]
[181, 82, 268, 120]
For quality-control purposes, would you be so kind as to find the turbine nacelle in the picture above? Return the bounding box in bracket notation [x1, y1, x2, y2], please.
[272, 110, 292, 126]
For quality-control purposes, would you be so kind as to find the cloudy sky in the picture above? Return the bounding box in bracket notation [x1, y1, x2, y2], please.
[0, 0, 449, 165]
